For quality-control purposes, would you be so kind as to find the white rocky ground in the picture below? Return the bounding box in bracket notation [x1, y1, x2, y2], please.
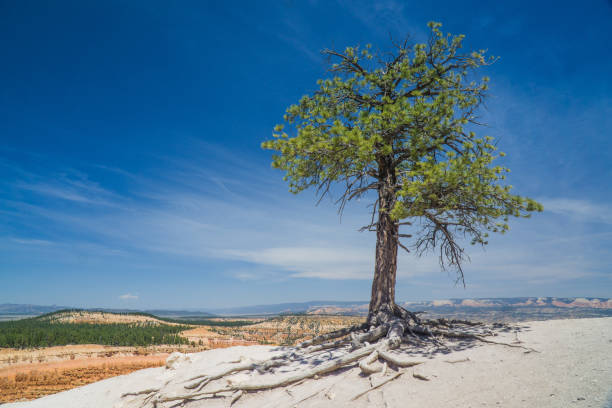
[3, 317, 611, 408]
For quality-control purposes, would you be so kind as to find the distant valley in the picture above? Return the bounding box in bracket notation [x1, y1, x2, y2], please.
[1, 300, 611, 403]
[1, 297, 611, 320]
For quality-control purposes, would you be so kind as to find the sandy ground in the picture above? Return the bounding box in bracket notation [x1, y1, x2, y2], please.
[3, 317, 611, 408]
[0, 344, 213, 402]
[0, 354, 168, 378]
[0, 358, 166, 403]
[0, 345, 171, 369]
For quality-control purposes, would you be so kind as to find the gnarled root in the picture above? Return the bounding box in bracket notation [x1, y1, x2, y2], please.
[350, 371, 404, 401]
[409, 325, 538, 353]
[298, 322, 368, 348]
[184, 358, 285, 391]
[378, 349, 422, 367]
[359, 350, 381, 374]
[122, 311, 529, 407]
[154, 343, 380, 406]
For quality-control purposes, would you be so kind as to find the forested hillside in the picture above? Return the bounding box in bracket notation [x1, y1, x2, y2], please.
[0, 315, 190, 348]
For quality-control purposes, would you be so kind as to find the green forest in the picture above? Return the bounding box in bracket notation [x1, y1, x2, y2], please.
[0, 318, 190, 348]
[0, 310, 262, 348]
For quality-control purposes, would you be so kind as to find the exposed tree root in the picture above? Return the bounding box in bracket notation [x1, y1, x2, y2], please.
[378, 350, 423, 367]
[184, 358, 286, 391]
[412, 373, 430, 381]
[444, 357, 470, 364]
[229, 390, 243, 407]
[122, 388, 160, 397]
[121, 312, 532, 407]
[359, 350, 382, 374]
[153, 343, 380, 406]
[350, 371, 404, 401]
[298, 323, 369, 348]
[409, 325, 539, 353]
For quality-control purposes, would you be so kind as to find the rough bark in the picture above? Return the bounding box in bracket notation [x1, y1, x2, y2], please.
[368, 160, 399, 321]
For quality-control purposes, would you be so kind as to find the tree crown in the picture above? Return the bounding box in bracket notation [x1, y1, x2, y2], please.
[262, 22, 542, 283]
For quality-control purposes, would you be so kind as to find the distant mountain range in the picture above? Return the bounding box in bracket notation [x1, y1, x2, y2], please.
[207, 301, 368, 316]
[0, 301, 365, 317]
[220, 297, 612, 316]
[404, 297, 612, 309]
[286, 297, 612, 316]
[0, 303, 71, 315]
[0, 304, 215, 318]
[1, 297, 610, 318]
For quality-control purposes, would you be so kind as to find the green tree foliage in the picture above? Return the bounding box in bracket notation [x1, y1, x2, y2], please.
[263, 22, 542, 287]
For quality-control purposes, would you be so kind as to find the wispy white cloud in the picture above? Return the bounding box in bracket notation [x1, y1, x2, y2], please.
[541, 198, 612, 224]
[2, 143, 611, 298]
[11, 237, 54, 246]
[119, 293, 138, 300]
[15, 171, 119, 206]
[223, 246, 373, 279]
[468, 249, 601, 283]
[19, 183, 97, 203]
[220, 245, 446, 281]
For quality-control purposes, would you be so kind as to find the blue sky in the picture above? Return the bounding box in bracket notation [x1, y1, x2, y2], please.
[1, 0, 611, 309]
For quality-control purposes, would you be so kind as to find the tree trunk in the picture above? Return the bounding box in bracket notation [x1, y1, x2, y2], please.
[368, 166, 398, 320]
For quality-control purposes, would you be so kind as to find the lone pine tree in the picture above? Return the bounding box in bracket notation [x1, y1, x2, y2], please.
[121, 23, 543, 406]
[262, 22, 542, 323]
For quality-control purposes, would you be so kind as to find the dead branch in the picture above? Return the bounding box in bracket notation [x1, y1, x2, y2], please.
[350, 371, 404, 401]
[444, 357, 470, 364]
[412, 373, 430, 381]
[121, 388, 160, 398]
